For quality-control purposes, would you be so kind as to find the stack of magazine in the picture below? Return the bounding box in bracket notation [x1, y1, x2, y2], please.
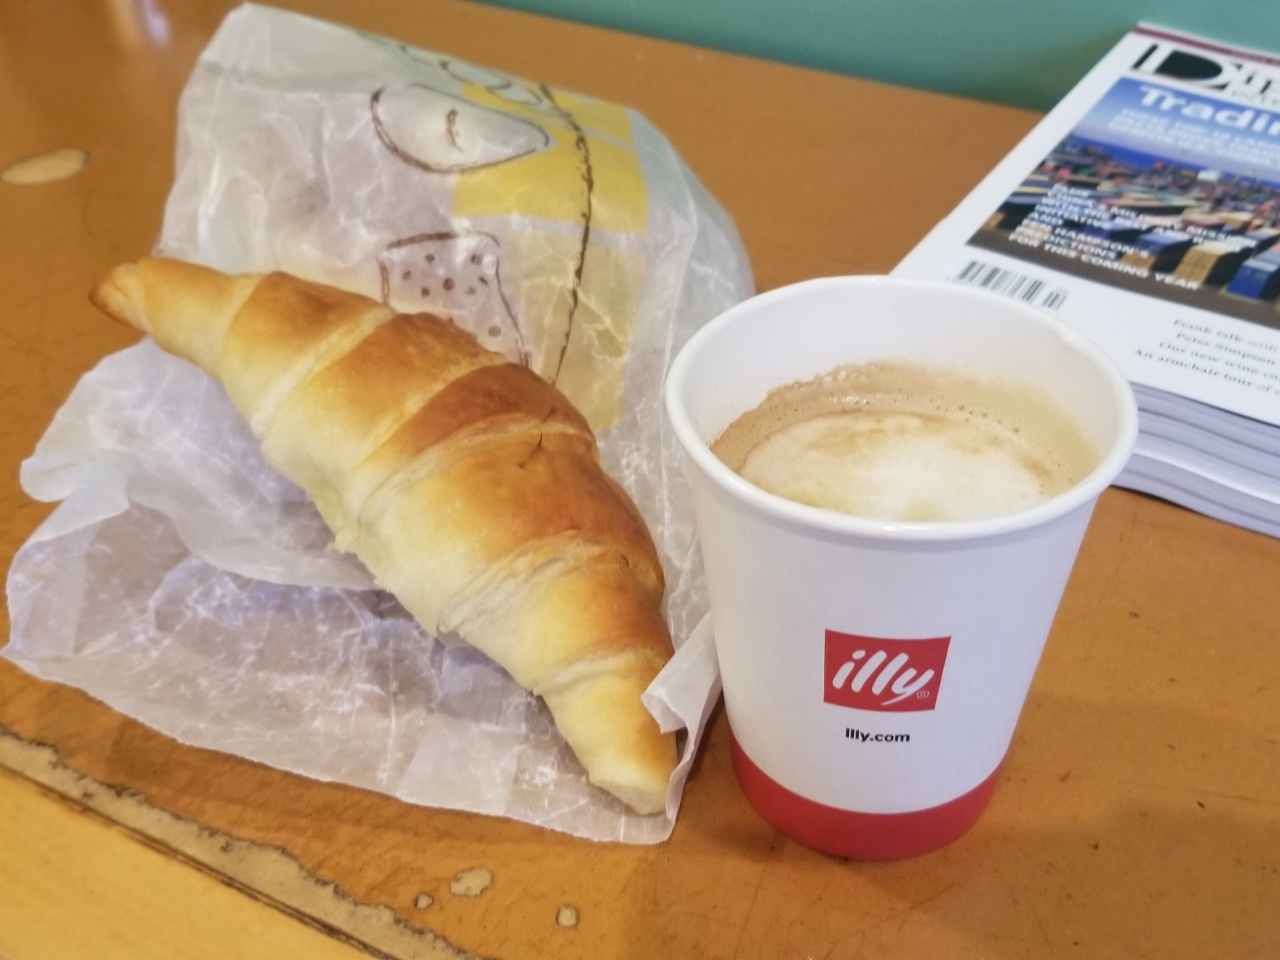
[894, 24, 1280, 538]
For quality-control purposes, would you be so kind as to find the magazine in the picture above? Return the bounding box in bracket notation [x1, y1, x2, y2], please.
[893, 23, 1280, 537]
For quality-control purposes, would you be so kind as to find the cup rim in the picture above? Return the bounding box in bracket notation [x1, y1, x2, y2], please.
[664, 275, 1140, 543]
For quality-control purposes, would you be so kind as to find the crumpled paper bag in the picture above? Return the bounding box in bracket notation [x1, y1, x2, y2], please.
[4, 3, 750, 843]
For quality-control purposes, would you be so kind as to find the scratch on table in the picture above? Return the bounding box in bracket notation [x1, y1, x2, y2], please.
[1, 147, 89, 185]
[1108, 777, 1279, 808]
[889, 880, 960, 938]
[726, 829, 784, 959]
[0, 323, 71, 381]
[1027, 898, 1053, 951]
[0, 722, 495, 960]
[449, 867, 494, 898]
[1109, 492, 1141, 576]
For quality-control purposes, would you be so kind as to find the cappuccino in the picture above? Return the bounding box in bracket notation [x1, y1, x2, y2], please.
[710, 361, 1097, 522]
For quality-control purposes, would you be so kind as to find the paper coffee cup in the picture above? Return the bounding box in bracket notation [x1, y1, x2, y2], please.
[665, 276, 1138, 860]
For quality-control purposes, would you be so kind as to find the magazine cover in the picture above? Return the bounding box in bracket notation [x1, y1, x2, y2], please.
[894, 24, 1280, 428]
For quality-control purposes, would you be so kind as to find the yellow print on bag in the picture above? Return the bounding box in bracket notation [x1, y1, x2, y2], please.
[451, 82, 650, 430]
[370, 65, 650, 429]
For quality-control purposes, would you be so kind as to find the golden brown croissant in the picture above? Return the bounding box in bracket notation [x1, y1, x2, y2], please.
[91, 257, 676, 815]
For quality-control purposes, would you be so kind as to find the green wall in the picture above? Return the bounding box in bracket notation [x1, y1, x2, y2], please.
[474, 0, 1278, 111]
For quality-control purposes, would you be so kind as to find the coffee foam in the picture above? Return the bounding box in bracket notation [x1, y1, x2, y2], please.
[710, 361, 1098, 522]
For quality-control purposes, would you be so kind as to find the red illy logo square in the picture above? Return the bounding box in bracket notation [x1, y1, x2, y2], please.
[824, 631, 951, 712]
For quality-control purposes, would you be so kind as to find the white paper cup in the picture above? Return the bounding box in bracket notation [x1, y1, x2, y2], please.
[665, 276, 1138, 859]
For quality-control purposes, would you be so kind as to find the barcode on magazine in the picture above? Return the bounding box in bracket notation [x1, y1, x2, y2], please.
[956, 260, 1068, 311]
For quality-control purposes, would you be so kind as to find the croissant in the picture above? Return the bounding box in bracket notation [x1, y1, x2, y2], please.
[91, 257, 677, 815]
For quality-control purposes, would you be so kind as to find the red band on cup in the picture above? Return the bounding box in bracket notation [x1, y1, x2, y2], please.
[730, 731, 1002, 860]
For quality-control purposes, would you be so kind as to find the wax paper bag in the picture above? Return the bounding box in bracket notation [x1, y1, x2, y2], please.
[4, 3, 751, 843]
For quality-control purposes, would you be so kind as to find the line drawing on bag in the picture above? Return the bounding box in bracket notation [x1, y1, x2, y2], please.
[535, 82, 594, 386]
[366, 39, 598, 387]
[370, 83, 552, 174]
[377, 229, 530, 365]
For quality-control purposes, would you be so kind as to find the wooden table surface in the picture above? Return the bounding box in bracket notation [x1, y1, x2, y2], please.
[1, 2, 1277, 958]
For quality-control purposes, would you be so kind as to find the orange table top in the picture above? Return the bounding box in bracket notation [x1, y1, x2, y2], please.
[1, 2, 1277, 958]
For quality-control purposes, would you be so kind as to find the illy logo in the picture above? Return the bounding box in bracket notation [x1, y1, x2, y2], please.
[823, 631, 950, 712]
